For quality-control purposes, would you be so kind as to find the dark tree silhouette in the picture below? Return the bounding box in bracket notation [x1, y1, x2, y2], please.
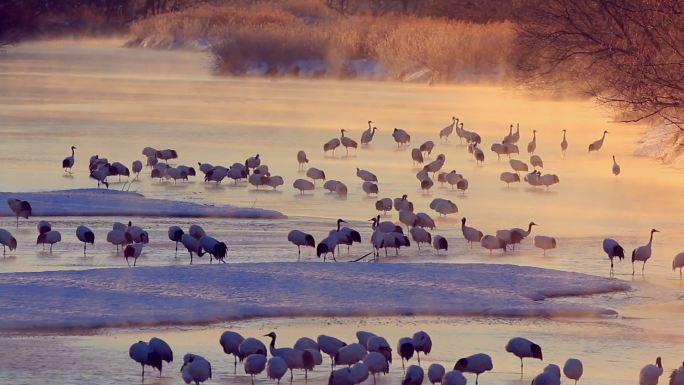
[516, 0, 684, 129]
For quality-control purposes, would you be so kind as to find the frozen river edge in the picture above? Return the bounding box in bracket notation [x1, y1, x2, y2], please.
[0, 262, 629, 331]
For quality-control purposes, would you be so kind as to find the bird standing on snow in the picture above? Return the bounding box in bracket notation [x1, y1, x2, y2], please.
[505, 337, 542, 373]
[639, 357, 663, 385]
[62, 145, 76, 173]
[76, 225, 95, 256]
[632, 228, 659, 275]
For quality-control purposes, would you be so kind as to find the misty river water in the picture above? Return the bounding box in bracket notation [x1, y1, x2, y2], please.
[0, 39, 683, 385]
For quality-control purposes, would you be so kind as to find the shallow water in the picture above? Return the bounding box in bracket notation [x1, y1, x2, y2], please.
[1, 316, 682, 385]
[1, 39, 684, 385]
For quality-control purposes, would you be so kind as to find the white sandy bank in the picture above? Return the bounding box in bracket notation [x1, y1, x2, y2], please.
[0, 189, 285, 219]
[0, 263, 629, 331]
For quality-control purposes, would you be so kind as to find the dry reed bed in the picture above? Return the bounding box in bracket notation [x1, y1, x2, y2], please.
[128, 2, 515, 81]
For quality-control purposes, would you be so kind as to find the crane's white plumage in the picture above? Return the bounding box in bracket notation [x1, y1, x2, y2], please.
[220, 330, 245, 370]
[36, 230, 61, 252]
[563, 358, 583, 384]
[640, 357, 663, 385]
[534, 235, 557, 256]
[0, 228, 17, 256]
[244, 353, 267, 384]
[364, 352, 389, 384]
[288, 230, 315, 260]
[404, 365, 424, 385]
[317, 335, 347, 368]
[505, 337, 542, 373]
[334, 342, 367, 367]
[588, 130, 608, 152]
[442, 370, 467, 385]
[428, 363, 445, 385]
[181, 353, 212, 385]
[454, 353, 493, 385]
[631, 228, 659, 275]
[267, 356, 289, 384]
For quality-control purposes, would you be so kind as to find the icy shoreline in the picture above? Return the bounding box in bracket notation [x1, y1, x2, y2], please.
[0, 263, 629, 331]
[0, 189, 286, 219]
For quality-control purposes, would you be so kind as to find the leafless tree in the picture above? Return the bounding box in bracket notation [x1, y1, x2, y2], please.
[516, 0, 684, 130]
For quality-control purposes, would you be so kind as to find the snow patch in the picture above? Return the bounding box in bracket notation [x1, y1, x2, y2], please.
[0, 189, 285, 219]
[634, 123, 684, 165]
[0, 263, 629, 331]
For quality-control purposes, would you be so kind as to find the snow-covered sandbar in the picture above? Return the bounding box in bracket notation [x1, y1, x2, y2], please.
[0, 263, 629, 331]
[0, 189, 285, 219]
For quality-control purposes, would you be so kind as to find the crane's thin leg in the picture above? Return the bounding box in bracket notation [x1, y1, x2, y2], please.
[298, 246, 301, 261]
[125, 257, 131, 267]
[520, 358, 524, 375]
[417, 352, 421, 365]
[141, 364, 145, 379]
[175, 242, 178, 258]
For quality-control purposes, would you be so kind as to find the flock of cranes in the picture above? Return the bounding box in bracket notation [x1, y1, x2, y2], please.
[53, 117, 623, 195]
[7, 206, 676, 277]
[127, 330, 614, 385]
[127, 329, 684, 385]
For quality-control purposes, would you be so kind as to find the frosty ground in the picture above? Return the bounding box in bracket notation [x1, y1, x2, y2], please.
[0, 262, 629, 331]
[0, 189, 285, 219]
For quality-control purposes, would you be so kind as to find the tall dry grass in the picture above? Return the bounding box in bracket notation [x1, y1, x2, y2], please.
[129, 1, 515, 81]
